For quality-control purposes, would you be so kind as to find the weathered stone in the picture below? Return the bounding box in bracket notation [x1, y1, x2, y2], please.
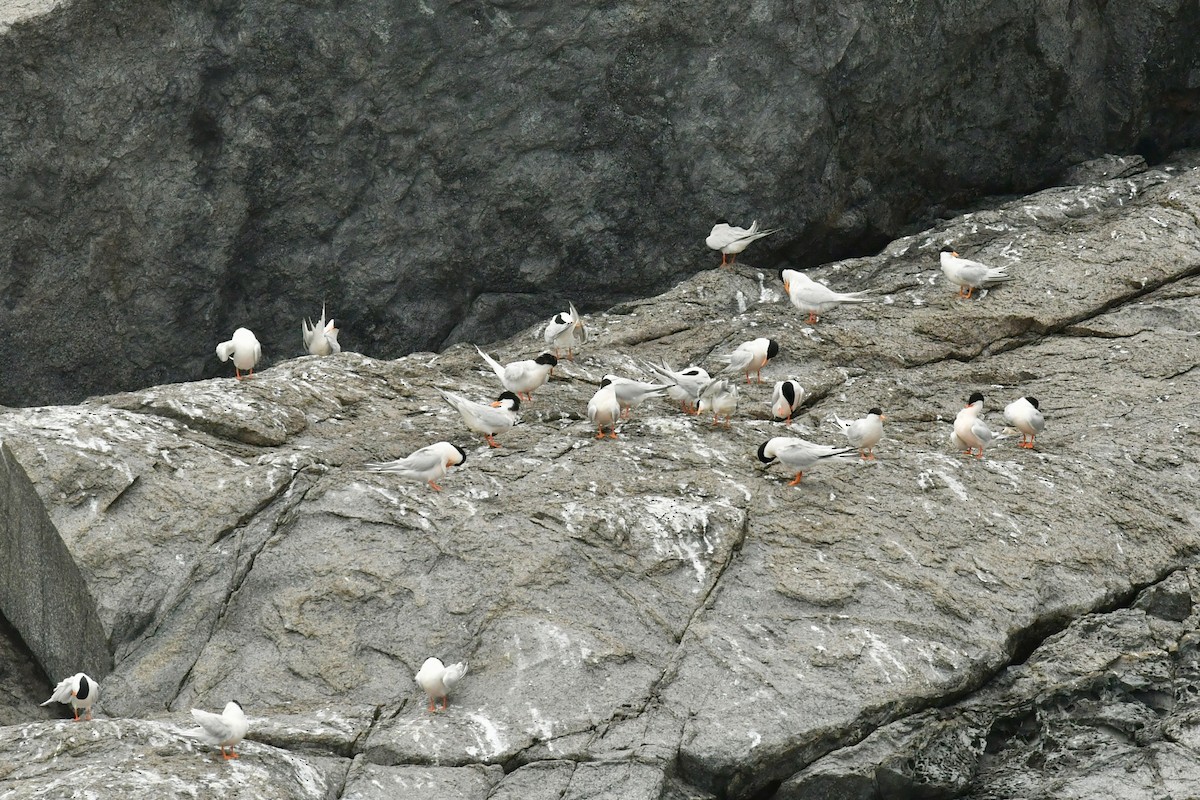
[1, 2, 1200, 406]
[0, 717, 338, 799]
[0, 442, 110, 685]
[340, 760, 502, 800]
[0, 153, 1198, 799]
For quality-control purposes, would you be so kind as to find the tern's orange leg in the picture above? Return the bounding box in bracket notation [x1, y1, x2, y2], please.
[72, 708, 80, 721]
[439, 697, 449, 711]
[787, 472, 804, 486]
[807, 312, 819, 324]
[595, 429, 605, 439]
[485, 434, 500, 448]
[964, 287, 974, 299]
[428, 481, 444, 491]
[756, 369, 763, 384]
[608, 430, 619, 439]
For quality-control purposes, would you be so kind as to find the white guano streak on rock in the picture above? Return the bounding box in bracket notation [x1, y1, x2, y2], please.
[464, 711, 506, 760]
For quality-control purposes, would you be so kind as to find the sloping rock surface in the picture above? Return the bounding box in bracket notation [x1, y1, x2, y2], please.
[1, 0, 1199, 404]
[0, 153, 1199, 798]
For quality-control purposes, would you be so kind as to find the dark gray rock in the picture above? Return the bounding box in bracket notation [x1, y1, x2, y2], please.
[0, 442, 111, 685]
[783, 569, 1200, 800]
[1, 1, 1200, 405]
[0, 152, 1198, 798]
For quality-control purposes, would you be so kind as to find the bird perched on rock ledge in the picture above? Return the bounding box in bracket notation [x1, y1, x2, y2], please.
[939, 248, 1013, 299]
[216, 327, 262, 380]
[366, 441, 467, 491]
[952, 392, 1002, 458]
[416, 657, 468, 712]
[41, 672, 97, 721]
[190, 700, 249, 760]
[302, 303, 341, 356]
[706, 220, 778, 266]
[1004, 396, 1045, 449]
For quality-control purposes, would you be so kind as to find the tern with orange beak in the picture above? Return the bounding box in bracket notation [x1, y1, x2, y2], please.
[952, 392, 1002, 458]
[41, 673, 97, 721]
[439, 389, 520, 448]
[780, 269, 869, 324]
[476, 347, 557, 402]
[770, 380, 806, 424]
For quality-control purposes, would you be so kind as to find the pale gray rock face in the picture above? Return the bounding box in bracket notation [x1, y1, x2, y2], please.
[1, 1, 1200, 405]
[0, 154, 1199, 798]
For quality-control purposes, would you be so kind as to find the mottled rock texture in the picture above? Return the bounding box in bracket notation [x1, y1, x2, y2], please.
[1, 0, 1200, 405]
[0, 153, 1198, 798]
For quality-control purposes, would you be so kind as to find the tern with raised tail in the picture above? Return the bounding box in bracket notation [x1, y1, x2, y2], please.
[476, 347, 557, 401]
[543, 301, 587, 360]
[302, 304, 341, 356]
[645, 361, 711, 414]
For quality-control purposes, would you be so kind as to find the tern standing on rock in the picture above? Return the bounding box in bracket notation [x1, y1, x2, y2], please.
[41, 673, 97, 721]
[705, 220, 778, 266]
[1004, 396, 1045, 449]
[952, 392, 1001, 458]
[721, 338, 780, 384]
[780, 269, 869, 324]
[216, 327, 262, 380]
[416, 657, 468, 712]
[439, 389, 521, 448]
[939, 248, 1013, 299]
[190, 701, 249, 761]
[543, 301, 587, 360]
[301, 303, 341, 356]
[366, 442, 467, 491]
